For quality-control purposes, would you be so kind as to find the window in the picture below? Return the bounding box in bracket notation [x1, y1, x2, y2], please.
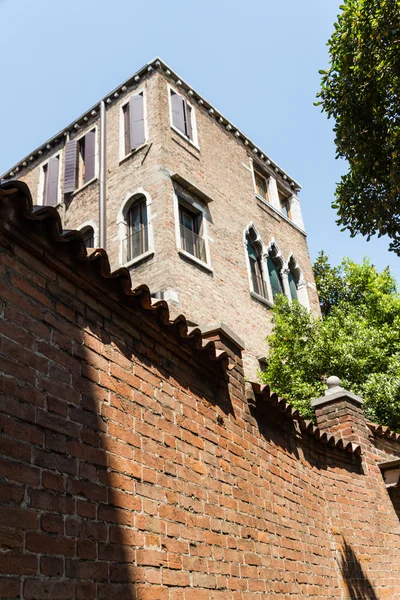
[41, 156, 60, 206]
[121, 93, 146, 157]
[81, 226, 95, 249]
[123, 196, 148, 263]
[179, 202, 206, 262]
[170, 89, 196, 142]
[254, 171, 269, 201]
[246, 230, 267, 299]
[267, 248, 284, 300]
[278, 190, 292, 220]
[64, 129, 96, 194]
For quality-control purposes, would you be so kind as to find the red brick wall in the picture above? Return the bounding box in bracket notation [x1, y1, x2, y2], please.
[0, 189, 400, 599]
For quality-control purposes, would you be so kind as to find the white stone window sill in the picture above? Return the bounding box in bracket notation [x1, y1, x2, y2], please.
[250, 291, 273, 308]
[255, 194, 307, 236]
[72, 177, 98, 197]
[178, 249, 213, 273]
[119, 143, 148, 165]
[122, 250, 154, 269]
[171, 126, 200, 151]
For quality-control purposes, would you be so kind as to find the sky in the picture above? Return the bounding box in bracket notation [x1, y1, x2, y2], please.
[1, 0, 399, 283]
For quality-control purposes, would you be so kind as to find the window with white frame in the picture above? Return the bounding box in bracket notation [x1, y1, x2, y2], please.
[81, 226, 95, 249]
[40, 155, 60, 206]
[64, 128, 97, 194]
[278, 188, 292, 220]
[266, 245, 284, 300]
[174, 187, 210, 268]
[169, 88, 197, 144]
[254, 170, 269, 202]
[246, 229, 268, 299]
[123, 196, 148, 263]
[121, 92, 146, 158]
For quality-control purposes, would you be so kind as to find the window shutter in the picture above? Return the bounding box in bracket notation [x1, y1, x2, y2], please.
[84, 130, 96, 183]
[45, 157, 60, 206]
[184, 101, 193, 140]
[64, 140, 77, 194]
[171, 91, 185, 134]
[267, 256, 283, 298]
[288, 271, 298, 300]
[129, 94, 145, 150]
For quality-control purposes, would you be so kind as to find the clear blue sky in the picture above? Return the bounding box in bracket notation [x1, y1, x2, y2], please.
[1, 0, 399, 282]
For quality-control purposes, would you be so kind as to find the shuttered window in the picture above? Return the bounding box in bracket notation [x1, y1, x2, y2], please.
[170, 90, 194, 141]
[42, 156, 60, 206]
[255, 172, 268, 201]
[64, 129, 96, 194]
[247, 236, 267, 298]
[122, 93, 145, 157]
[288, 270, 298, 300]
[267, 256, 283, 299]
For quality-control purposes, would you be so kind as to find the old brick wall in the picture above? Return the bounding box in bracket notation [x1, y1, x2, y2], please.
[0, 183, 400, 599]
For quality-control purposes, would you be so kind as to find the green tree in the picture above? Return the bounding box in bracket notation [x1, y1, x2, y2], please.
[316, 0, 400, 254]
[260, 253, 400, 430]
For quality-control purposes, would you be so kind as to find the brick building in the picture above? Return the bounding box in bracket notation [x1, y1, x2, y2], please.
[1, 58, 319, 376]
[0, 179, 399, 599]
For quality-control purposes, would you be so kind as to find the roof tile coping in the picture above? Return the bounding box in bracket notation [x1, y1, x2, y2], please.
[1, 57, 300, 192]
[367, 421, 400, 444]
[249, 382, 362, 456]
[0, 181, 229, 371]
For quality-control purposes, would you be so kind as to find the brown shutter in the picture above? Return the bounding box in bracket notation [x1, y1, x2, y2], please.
[184, 101, 193, 140]
[45, 157, 60, 206]
[129, 94, 145, 150]
[171, 91, 185, 134]
[84, 130, 96, 183]
[123, 104, 131, 155]
[63, 140, 77, 194]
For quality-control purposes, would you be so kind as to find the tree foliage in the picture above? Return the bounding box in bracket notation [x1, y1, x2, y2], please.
[260, 253, 400, 430]
[316, 0, 400, 254]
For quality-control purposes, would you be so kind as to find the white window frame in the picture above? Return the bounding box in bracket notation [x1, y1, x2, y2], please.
[168, 84, 199, 149]
[243, 224, 273, 306]
[73, 126, 99, 194]
[284, 253, 310, 309]
[37, 151, 62, 207]
[173, 186, 211, 272]
[116, 188, 154, 268]
[78, 220, 99, 249]
[119, 89, 148, 162]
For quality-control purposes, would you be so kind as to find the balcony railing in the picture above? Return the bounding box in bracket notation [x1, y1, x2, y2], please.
[122, 226, 149, 264]
[180, 224, 206, 263]
[252, 273, 268, 299]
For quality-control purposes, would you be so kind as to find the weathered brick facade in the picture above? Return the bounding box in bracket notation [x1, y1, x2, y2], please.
[0, 180, 399, 599]
[3, 59, 319, 377]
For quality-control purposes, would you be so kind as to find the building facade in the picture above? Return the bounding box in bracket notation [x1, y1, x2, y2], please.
[1, 58, 319, 376]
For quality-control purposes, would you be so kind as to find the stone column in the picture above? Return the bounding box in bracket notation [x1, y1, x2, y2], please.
[311, 376, 370, 445]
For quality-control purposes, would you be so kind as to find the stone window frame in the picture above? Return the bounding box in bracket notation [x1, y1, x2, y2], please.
[167, 84, 199, 150]
[78, 220, 98, 249]
[118, 87, 148, 163]
[173, 185, 212, 273]
[244, 224, 273, 307]
[116, 187, 154, 268]
[37, 150, 63, 207]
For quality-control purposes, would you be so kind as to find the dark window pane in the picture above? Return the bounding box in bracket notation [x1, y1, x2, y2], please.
[288, 270, 298, 300]
[125, 198, 148, 262]
[123, 103, 131, 155]
[179, 204, 205, 261]
[82, 227, 94, 248]
[267, 256, 283, 299]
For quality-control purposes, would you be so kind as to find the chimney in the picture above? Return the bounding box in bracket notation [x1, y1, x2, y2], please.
[311, 376, 369, 445]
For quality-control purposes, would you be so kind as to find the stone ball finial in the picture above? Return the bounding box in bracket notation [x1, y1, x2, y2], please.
[327, 375, 341, 389]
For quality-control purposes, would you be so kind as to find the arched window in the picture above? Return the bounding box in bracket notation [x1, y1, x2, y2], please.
[123, 196, 148, 263]
[81, 226, 95, 249]
[267, 246, 284, 300]
[287, 256, 304, 303]
[246, 229, 267, 298]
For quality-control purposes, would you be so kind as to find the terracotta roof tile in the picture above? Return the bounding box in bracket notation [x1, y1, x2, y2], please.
[367, 421, 400, 443]
[250, 382, 362, 456]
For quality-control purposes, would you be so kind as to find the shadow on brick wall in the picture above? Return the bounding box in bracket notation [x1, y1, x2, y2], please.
[340, 540, 378, 600]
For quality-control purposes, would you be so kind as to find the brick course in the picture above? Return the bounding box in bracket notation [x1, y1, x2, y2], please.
[0, 182, 399, 599]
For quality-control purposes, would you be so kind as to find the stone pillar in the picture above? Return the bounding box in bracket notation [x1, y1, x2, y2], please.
[311, 376, 370, 445]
